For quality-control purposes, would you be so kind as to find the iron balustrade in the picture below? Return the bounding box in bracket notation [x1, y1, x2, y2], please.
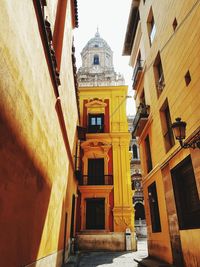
[132, 59, 144, 89]
[87, 125, 104, 133]
[79, 175, 113, 185]
[132, 103, 149, 136]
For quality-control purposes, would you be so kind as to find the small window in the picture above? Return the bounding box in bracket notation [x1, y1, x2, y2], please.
[172, 18, 178, 31]
[88, 114, 104, 133]
[154, 52, 165, 96]
[133, 144, 138, 159]
[145, 135, 152, 173]
[160, 100, 175, 152]
[185, 70, 191, 86]
[148, 182, 161, 232]
[171, 156, 200, 230]
[147, 8, 156, 45]
[140, 90, 146, 106]
[135, 202, 145, 220]
[93, 55, 99, 65]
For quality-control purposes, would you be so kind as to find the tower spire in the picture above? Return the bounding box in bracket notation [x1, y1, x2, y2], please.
[95, 26, 100, 37]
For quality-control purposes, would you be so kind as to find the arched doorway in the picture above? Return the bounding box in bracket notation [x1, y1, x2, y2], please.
[135, 202, 145, 220]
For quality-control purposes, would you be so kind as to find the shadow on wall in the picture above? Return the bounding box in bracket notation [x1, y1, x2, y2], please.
[0, 112, 52, 267]
[56, 142, 77, 266]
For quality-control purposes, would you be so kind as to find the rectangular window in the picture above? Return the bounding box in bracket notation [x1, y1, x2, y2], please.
[160, 101, 175, 152]
[154, 52, 165, 96]
[145, 135, 153, 173]
[147, 8, 156, 45]
[88, 114, 104, 133]
[171, 156, 200, 230]
[148, 182, 161, 232]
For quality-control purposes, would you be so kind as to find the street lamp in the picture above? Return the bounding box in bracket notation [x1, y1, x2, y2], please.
[171, 118, 200, 149]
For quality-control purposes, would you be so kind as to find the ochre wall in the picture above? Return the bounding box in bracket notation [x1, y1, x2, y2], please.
[0, 1, 78, 266]
[143, 169, 173, 263]
[78, 86, 134, 235]
[180, 229, 200, 267]
[132, 0, 200, 264]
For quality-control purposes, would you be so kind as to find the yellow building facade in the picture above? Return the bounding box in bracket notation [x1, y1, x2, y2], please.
[76, 85, 135, 250]
[124, 0, 200, 266]
[0, 1, 79, 266]
[75, 31, 135, 250]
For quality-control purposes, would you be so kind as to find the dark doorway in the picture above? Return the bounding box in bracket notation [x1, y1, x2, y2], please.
[171, 155, 200, 230]
[62, 213, 68, 264]
[135, 202, 145, 220]
[148, 181, 161, 232]
[88, 158, 104, 185]
[86, 198, 105, 229]
[70, 194, 76, 238]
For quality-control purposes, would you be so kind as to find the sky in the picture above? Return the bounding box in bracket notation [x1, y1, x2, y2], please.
[74, 0, 136, 115]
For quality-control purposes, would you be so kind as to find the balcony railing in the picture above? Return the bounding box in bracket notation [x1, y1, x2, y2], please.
[79, 175, 113, 186]
[87, 125, 104, 133]
[132, 59, 144, 90]
[132, 103, 149, 137]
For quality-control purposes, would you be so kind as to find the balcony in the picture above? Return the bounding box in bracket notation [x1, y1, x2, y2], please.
[132, 59, 144, 90]
[79, 175, 113, 186]
[87, 125, 104, 133]
[132, 103, 149, 137]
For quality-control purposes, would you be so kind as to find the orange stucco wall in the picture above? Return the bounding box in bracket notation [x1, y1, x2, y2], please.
[0, 1, 78, 266]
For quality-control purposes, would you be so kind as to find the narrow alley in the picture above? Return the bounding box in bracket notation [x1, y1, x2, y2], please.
[65, 239, 148, 267]
[66, 239, 175, 267]
[0, 0, 200, 267]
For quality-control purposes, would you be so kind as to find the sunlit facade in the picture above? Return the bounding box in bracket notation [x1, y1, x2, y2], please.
[0, 1, 79, 266]
[76, 32, 136, 251]
[124, 0, 200, 265]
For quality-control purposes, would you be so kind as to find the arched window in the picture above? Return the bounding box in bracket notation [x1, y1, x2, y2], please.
[132, 144, 138, 159]
[135, 202, 145, 220]
[93, 55, 99, 65]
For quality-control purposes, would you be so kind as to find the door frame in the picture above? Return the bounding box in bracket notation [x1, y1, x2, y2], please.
[86, 198, 105, 229]
[78, 185, 113, 231]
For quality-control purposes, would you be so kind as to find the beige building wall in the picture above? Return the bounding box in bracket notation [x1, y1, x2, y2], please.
[124, 0, 200, 266]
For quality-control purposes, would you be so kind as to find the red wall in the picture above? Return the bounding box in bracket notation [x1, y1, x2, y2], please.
[109, 190, 114, 231]
[108, 148, 114, 231]
[104, 99, 110, 133]
[83, 100, 88, 128]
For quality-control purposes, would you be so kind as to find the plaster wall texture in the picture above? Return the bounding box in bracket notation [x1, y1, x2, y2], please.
[0, 1, 78, 266]
[77, 232, 136, 251]
[126, 0, 200, 265]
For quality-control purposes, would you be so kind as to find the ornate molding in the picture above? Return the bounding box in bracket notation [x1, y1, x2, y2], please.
[85, 99, 107, 108]
[81, 139, 111, 150]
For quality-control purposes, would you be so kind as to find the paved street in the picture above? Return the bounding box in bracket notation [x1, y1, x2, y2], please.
[77, 239, 148, 267]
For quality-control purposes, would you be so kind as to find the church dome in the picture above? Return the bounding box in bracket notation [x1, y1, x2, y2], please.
[78, 30, 125, 87]
[82, 30, 112, 53]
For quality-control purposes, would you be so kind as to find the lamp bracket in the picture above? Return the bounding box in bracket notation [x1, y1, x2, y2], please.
[181, 130, 200, 149]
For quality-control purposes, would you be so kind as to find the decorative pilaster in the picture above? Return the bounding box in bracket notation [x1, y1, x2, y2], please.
[112, 134, 134, 232]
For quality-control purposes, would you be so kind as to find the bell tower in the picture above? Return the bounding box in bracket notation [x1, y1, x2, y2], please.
[78, 30, 124, 87]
